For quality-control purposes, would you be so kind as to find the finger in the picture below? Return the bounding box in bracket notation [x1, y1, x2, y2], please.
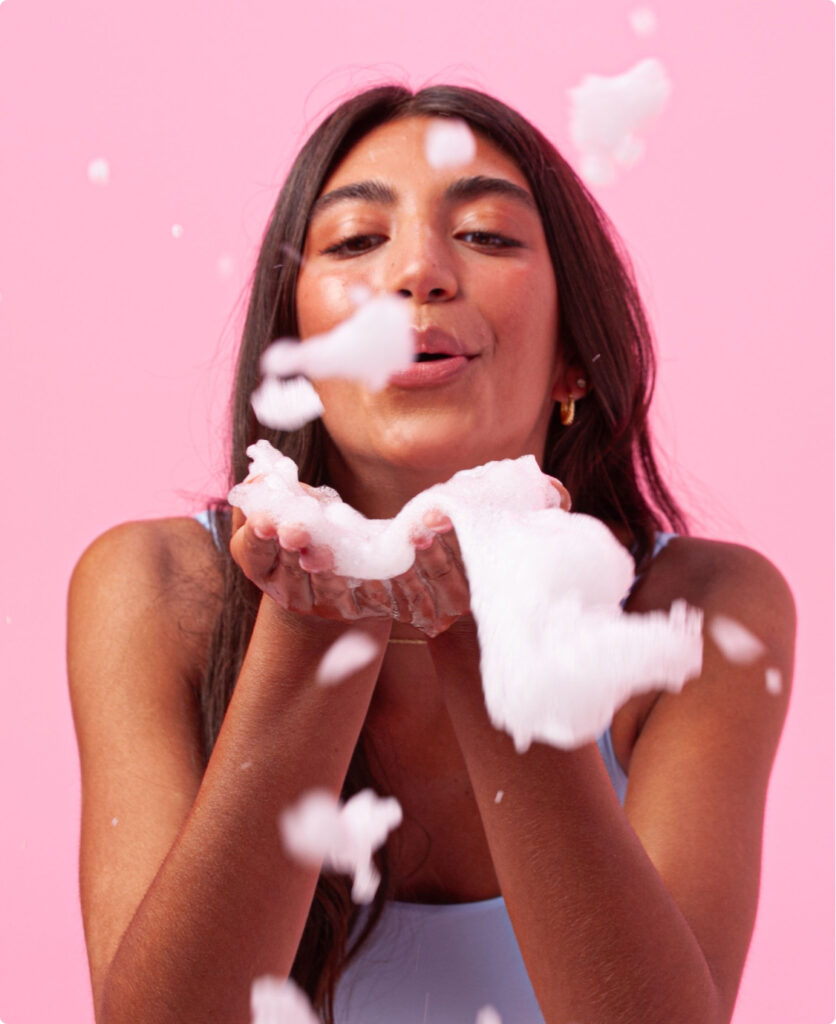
[389, 566, 436, 629]
[352, 578, 394, 617]
[309, 571, 361, 620]
[230, 520, 280, 581]
[422, 508, 453, 533]
[545, 476, 572, 511]
[271, 546, 315, 613]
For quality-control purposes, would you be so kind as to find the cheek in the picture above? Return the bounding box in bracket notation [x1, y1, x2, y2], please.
[296, 272, 358, 339]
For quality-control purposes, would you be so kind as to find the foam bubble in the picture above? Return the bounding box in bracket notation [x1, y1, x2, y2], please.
[629, 7, 658, 35]
[709, 615, 766, 664]
[232, 445, 703, 751]
[260, 293, 413, 392]
[476, 1007, 502, 1024]
[316, 630, 381, 686]
[250, 975, 318, 1024]
[216, 254, 235, 278]
[171, 224, 184, 239]
[494, 790, 504, 804]
[568, 58, 671, 185]
[765, 667, 783, 695]
[251, 376, 325, 430]
[280, 788, 403, 904]
[424, 118, 478, 169]
[87, 157, 110, 185]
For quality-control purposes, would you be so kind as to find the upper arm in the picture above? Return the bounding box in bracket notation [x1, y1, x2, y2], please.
[623, 540, 795, 1020]
[67, 518, 221, 1011]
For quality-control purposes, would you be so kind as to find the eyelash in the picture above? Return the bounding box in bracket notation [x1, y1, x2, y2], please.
[320, 231, 523, 258]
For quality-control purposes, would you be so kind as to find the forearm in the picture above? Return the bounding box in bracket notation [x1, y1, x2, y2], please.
[100, 600, 389, 1024]
[431, 630, 724, 1024]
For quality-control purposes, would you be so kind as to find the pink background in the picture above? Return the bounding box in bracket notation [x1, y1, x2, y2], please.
[0, 1, 832, 1021]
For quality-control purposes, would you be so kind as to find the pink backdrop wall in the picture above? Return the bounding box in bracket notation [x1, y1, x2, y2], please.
[0, 1, 832, 1021]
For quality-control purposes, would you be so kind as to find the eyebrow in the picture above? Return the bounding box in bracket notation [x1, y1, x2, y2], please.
[310, 175, 537, 219]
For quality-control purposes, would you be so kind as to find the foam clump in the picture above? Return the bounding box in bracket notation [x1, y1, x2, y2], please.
[260, 293, 413, 393]
[251, 376, 325, 431]
[476, 1007, 502, 1024]
[568, 58, 671, 185]
[709, 614, 766, 664]
[231, 443, 704, 751]
[250, 975, 317, 1024]
[424, 118, 478, 169]
[316, 630, 381, 686]
[280, 788, 403, 904]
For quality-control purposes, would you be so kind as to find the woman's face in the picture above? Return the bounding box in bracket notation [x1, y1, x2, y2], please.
[295, 115, 566, 482]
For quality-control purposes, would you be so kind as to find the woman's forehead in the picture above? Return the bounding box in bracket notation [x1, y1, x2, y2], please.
[321, 116, 530, 195]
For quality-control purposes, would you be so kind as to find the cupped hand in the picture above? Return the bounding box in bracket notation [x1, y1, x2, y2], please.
[230, 505, 470, 637]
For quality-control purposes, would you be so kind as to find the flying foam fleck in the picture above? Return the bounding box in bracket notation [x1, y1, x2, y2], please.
[231, 445, 703, 750]
[280, 788, 403, 904]
[494, 790, 504, 804]
[476, 1007, 502, 1024]
[316, 630, 381, 686]
[251, 376, 325, 431]
[568, 58, 671, 185]
[629, 7, 658, 35]
[216, 254, 235, 278]
[171, 224, 184, 239]
[260, 293, 413, 392]
[250, 975, 318, 1024]
[765, 667, 783, 695]
[709, 615, 766, 664]
[87, 158, 110, 185]
[424, 118, 477, 169]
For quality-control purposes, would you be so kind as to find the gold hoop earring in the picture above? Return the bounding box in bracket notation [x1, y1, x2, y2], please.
[560, 397, 575, 426]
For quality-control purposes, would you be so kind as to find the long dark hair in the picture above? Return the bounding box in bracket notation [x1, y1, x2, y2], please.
[201, 84, 688, 1021]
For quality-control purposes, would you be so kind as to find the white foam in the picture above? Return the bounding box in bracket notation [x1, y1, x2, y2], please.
[629, 7, 657, 35]
[568, 58, 671, 185]
[476, 1007, 502, 1024]
[765, 667, 783, 695]
[251, 376, 325, 431]
[171, 223, 184, 239]
[494, 790, 504, 804]
[250, 975, 317, 1024]
[260, 293, 413, 392]
[87, 157, 110, 185]
[709, 614, 766, 664]
[316, 630, 380, 686]
[231, 444, 704, 751]
[424, 118, 478, 169]
[280, 788, 403, 904]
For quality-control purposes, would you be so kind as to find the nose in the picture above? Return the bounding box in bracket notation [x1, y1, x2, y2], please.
[386, 226, 458, 304]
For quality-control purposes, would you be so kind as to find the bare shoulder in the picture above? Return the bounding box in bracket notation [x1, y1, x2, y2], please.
[68, 515, 224, 690]
[612, 535, 796, 773]
[631, 534, 796, 653]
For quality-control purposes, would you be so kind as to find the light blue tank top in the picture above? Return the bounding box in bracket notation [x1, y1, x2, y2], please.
[195, 510, 676, 1021]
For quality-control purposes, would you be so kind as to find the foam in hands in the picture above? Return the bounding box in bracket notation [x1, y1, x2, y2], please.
[568, 58, 671, 185]
[231, 443, 704, 751]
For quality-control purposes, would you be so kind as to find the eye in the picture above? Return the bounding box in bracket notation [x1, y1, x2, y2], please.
[320, 234, 386, 257]
[458, 231, 523, 250]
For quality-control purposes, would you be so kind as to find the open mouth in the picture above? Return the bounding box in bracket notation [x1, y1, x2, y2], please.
[414, 352, 454, 363]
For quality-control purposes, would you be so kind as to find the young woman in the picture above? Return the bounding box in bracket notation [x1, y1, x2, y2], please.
[67, 85, 796, 1024]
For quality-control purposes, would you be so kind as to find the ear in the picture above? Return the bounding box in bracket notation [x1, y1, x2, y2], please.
[551, 364, 590, 402]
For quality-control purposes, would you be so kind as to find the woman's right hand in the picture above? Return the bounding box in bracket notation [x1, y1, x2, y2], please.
[230, 506, 469, 637]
